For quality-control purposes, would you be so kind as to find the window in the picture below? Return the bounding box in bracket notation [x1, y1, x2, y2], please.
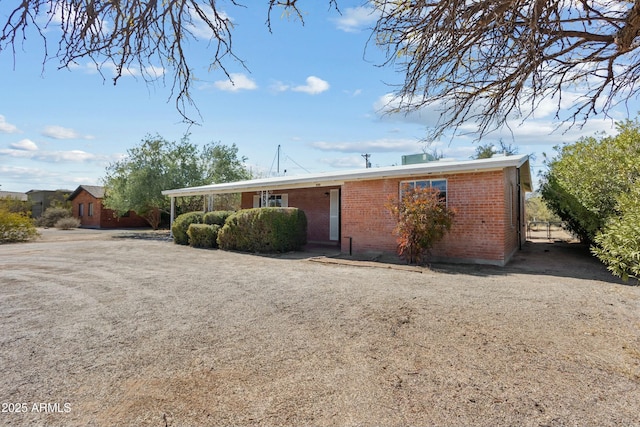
[267, 195, 284, 207]
[78, 203, 84, 217]
[88, 202, 94, 217]
[253, 193, 289, 208]
[400, 179, 447, 204]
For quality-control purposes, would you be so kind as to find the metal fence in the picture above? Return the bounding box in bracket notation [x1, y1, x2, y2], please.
[526, 221, 574, 241]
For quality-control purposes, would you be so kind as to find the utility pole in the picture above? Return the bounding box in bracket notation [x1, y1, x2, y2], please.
[361, 153, 371, 168]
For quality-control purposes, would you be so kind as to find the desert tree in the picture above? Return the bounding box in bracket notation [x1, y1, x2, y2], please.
[103, 134, 249, 229]
[473, 141, 519, 159]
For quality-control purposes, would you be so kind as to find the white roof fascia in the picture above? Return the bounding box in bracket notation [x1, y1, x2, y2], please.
[162, 154, 530, 197]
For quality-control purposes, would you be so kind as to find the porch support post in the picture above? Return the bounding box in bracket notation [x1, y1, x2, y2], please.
[169, 196, 175, 237]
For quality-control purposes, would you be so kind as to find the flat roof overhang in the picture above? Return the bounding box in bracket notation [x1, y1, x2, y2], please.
[162, 154, 532, 197]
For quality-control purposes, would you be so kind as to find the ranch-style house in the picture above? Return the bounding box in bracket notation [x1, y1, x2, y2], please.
[162, 155, 532, 266]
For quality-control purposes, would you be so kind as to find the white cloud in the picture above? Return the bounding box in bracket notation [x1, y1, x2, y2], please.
[332, 6, 379, 33]
[373, 92, 621, 146]
[75, 61, 164, 80]
[213, 73, 258, 92]
[10, 139, 38, 151]
[0, 115, 20, 133]
[41, 125, 95, 140]
[344, 89, 363, 97]
[0, 165, 97, 192]
[318, 155, 367, 169]
[187, 5, 231, 39]
[270, 81, 291, 93]
[292, 76, 330, 95]
[0, 146, 111, 163]
[310, 138, 422, 153]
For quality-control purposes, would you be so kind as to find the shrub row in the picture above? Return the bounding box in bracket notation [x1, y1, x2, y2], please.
[217, 207, 307, 253]
[173, 208, 307, 253]
[203, 210, 234, 226]
[187, 224, 220, 248]
[171, 211, 204, 245]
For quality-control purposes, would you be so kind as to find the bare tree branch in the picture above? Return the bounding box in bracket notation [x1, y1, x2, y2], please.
[371, 0, 640, 139]
[2, 0, 640, 136]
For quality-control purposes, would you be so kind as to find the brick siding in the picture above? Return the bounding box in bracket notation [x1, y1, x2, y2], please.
[71, 189, 148, 228]
[238, 167, 526, 265]
[241, 186, 340, 243]
[340, 168, 523, 265]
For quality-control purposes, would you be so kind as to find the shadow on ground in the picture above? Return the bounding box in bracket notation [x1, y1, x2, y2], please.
[110, 230, 629, 286]
[432, 240, 627, 285]
[299, 240, 628, 285]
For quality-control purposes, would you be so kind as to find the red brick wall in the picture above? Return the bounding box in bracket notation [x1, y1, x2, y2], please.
[71, 190, 148, 228]
[241, 186, 340, 243]
[98, 204, 149, 228]
[340, 169, 517, 265]
[237, 168, 525, 264]
[71, 190, 101, 228]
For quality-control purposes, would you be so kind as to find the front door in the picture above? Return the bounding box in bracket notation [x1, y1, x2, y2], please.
[329, 189, 340, 241]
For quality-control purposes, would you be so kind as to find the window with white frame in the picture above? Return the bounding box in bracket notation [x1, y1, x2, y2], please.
[253, 193, 289, 208]
[400, 179, 447, 203]
[88, 202, 94, 217]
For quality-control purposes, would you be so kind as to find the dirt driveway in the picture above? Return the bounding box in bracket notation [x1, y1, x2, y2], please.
[1, 229, 639, 426]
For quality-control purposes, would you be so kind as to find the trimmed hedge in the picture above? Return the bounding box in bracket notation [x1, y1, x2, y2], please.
[217, 207, 307, 253]
[203, 210, 234, 226]
[171, 211, 204, 245]
[187, 224, 220, 249]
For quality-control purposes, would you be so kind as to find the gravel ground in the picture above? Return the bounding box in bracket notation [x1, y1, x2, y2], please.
[0, 229, 639, 426]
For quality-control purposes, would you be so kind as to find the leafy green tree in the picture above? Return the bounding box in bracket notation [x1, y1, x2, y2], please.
[103, 135, 249, 229]
[541, 119, 640, 243]
[592, 185, 640, 283]
[473, 141, 519, 159]
[525, 194, 561, 223]
[474, 144, 496, 159]
[386, 184, 455, 265]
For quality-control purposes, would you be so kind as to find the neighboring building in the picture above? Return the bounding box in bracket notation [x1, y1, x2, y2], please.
[0, 191, 28, 201]
[68, 185, 148, 229]
[162, 155, 532, 266]
[26, 189, 71, 218]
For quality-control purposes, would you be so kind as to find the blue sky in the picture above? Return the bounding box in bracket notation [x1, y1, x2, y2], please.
[0, 1, 633, 194]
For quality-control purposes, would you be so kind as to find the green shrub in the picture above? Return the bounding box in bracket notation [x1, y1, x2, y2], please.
[187, 224, 220, 249]
[38, 206, 72, 227]
[171, 211, 204, 245]
[0, 209, 39, 243]
[592, 188, 640, 283]
[203, 210, 234, 226]
[385, 184, 455, 265]
[0, 196, 31, 215]
[217, 207, 307, 253]
[55, 216, 81, 230]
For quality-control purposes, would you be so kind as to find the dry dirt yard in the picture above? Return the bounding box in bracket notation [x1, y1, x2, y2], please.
[1, 228, 639, 427]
